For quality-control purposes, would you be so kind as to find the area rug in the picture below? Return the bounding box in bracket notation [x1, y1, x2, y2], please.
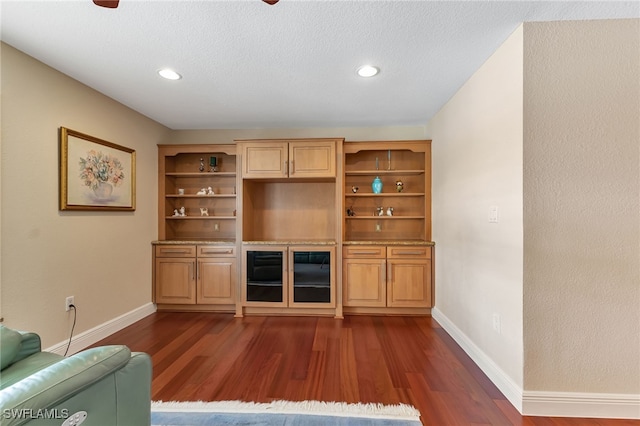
[151, 400, 422, 425]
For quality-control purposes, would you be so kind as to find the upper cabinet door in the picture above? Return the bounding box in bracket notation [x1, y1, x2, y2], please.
[240, 140, 336, 179]
[289, 141, 336, 178]
[242, 142, 288, 178]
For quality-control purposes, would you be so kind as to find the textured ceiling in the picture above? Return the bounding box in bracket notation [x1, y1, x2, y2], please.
[1, 1, 638, 130]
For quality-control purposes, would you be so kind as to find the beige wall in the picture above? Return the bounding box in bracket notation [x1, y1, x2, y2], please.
[523, 19, 640, 394]
[0, 43, 169, 347]
[428, 25, 525, 393]
[429, 18, 640, 411]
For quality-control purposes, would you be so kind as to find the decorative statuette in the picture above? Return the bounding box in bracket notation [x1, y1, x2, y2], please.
[351, 186, 359, 193]
[386, 207, 394, 216]
[197, 188, 207, 195]
[372, 176, 383, 194]
[179, 206, 186, 216]
[199, 158, 205, 172]
[396, 180, 404, 192]
[347, 206, 355, 216]
[200, 207, 209, 216]
[209, 156, 218, 172]
[376, 206, 384, 216]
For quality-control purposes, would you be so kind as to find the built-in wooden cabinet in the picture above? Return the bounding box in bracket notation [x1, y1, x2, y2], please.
[343, 140, 431, 242]
[236, 138, 342, 316]
[153, 138, 433, 316]
[196, 245, 236, 305]
[342, 246, 386, 307]
[239, 139, 336, 179]
[153, 243, 236, 310]
[343, 245, 433, 312]
[158, 145, 237, 241]
[386, 246, 432, 307]
[154, 245, 197, 304]
[241, 245, 336, 311]
[342, 140, 433, 314]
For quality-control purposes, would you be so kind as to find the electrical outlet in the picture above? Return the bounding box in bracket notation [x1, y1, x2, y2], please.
[489, 205, 499, 223]
[65, 296, 75, 312]
[492, 313, 501, 334]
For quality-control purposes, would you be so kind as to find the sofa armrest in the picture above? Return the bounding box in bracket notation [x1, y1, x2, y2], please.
[11, 333, 41, 365]
[114, 352, 152, 425]
[0, 346, 133, 424]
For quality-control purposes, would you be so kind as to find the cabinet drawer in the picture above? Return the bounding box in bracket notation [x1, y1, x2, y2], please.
[343, 246, 385, 259]
[197, 245, 236, 258]
[155, 245, 196, 258]
[386, 246, 431, 259]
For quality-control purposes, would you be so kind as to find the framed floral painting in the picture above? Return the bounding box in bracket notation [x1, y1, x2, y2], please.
[59, 127, 136, 211]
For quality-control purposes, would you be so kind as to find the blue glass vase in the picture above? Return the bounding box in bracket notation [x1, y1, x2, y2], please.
[372, 176, 383, 194]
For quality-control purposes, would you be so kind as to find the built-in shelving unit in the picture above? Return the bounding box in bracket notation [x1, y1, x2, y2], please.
[235, 138, 343, 317]
[343, 141, 431, 242]
[158, 145, 237, 241]
[342, 140, 433, 315]
[153, 139, 434, 317]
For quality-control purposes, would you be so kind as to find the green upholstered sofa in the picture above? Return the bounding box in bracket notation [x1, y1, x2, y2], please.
[0, 325, 151, 426]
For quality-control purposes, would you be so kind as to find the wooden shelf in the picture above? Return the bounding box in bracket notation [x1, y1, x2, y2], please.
[165, 172, 236, 177]
[345, 216, 425, 220]
[345, 169, 424, 176]
[345, 193, 424, 197]
[166, 194, 236, 198]
[166, 216, 236, 220]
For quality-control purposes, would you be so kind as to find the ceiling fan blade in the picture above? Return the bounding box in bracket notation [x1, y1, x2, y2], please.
[93, 0, 119, 8]
[262, 0, 279, 4]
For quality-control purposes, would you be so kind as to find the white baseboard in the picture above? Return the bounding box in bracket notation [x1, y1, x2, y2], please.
[431, 307, 524, 412]
[45, 302, 156, 355]
[432, 307, 640, 420]
[523, 391, 640, 419]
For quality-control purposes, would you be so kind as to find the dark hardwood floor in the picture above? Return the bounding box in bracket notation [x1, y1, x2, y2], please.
[93, 312, 636, 425]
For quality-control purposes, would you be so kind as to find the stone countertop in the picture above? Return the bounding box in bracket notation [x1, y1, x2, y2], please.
[153, 240, 433, 246]
[343, 240, 435, 246]
[242, 240, 337, 246]
[152, 240, 236, 245]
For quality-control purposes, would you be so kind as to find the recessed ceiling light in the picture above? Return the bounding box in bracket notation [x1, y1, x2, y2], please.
[357, 65, 379, 78]
[158, 68, 182, 80]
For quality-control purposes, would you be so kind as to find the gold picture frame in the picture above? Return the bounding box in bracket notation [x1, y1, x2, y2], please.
[60, 127, 136, 211]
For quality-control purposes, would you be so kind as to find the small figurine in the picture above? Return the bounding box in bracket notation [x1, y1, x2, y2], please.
[173, 209, 180, 217]
[199, 158, 205, 172]
[377, 206, 384, 216]
[386, 207, 394, 216]
[396, 180, 404, 192]
[351, 186, 359, 193]
[200, 207, 209, 216]
[209, 156, 218, 173]
[346, 206, 355, 217]
[179, 206, 186, 216]
[207, 187, 215, 195]
[196, 188, 207, 195]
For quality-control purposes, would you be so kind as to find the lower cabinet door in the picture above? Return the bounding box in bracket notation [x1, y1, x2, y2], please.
[386, 258, 431, 307]
[342, 258, 386, 307]
[198, 258, 236, 304]
[155, 258, 196, 304]
[288, 247, 335, 307]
